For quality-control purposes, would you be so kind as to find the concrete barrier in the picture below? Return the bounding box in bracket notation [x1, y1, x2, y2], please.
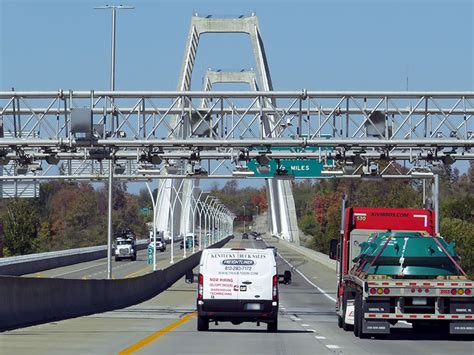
[0, 240, 149, 276]
[0, 236, 232, 332]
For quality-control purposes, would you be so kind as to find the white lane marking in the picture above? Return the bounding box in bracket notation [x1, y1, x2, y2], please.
[301, 323, 310, 327]
[277, 251, 337, 303]
[326, 345, 340, 349]
[315, 336, 326, 339]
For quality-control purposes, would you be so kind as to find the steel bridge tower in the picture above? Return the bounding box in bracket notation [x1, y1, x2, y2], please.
[156, 14, 299, 242]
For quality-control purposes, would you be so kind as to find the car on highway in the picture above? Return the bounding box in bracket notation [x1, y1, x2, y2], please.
[255, 235, 263, 241]
[195, 247, 291, 332]
[242, 233, 249, 239]
[180, 237, 194, 249]
[148, 238, 166, 252]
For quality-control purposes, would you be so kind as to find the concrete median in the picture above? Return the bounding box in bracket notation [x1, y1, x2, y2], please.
[0, 236, 232, 332]
[0, 241, 149, 276]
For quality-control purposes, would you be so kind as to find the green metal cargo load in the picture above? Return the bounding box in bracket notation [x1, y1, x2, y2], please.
[353, 231, 460, 277]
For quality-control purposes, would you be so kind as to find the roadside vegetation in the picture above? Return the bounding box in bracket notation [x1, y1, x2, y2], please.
[0, 182, 148, 256]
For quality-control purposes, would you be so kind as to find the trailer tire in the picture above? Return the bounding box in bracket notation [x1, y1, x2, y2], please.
[337, 315, 343, 328]
[354, 292, 364, 338]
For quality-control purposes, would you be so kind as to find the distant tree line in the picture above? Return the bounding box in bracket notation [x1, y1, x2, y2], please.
[0, 181, 148, 256]
[294, 162, 474, 278]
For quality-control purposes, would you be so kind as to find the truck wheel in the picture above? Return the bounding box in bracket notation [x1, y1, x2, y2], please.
[197, 316, 209, 331]
[267, 317, 278, 332]
[353, 292, 362, 338]
[132, 255, 136, 261]
[115, 256, 120, 262]
[342, 291, 353, 331]
[337, 315, 343, 328]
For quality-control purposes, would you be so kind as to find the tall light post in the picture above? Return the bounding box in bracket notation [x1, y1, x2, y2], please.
[203, 195, 215, 247]
[95, 4, 134, 280]
[208, 198, 220, 244]
[146, 180, 166, 271]
[170, 179, 185, 263]
[242, 205, 246, 233]
[190, 188, 204, 253]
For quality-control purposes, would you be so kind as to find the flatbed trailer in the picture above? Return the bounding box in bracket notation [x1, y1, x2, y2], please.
[331, 199, 473, 338]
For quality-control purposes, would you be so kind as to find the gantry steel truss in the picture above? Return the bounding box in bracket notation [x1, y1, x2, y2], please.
[0, 90, 472, 195]
[0, 90, 472, 150]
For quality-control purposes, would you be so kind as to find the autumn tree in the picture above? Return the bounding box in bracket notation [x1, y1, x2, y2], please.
[1, 198, 39, 255]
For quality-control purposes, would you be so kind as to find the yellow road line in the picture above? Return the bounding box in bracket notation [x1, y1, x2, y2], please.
[36, 272, 44, 278]
[124, 265, 152, 279]
[118, 312, 197, 354]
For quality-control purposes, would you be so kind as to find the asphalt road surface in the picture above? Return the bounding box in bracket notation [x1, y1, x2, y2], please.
[23, 242, 190, 280]
[2, 236, 472, 354]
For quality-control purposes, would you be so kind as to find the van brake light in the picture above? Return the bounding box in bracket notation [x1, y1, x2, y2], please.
[198, 273, 204, 300]
[272, 275, 278, 301]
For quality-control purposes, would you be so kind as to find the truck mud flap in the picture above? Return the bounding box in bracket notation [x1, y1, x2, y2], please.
[450, 322, 474, 335]
[362, 320, 390, 334]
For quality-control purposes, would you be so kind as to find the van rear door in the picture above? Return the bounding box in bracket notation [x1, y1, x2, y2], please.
[202, 250, 240, 301]
[237, 249, 274, 301]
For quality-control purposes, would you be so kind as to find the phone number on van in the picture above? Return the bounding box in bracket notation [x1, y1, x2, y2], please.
[224, 266, 253, 271]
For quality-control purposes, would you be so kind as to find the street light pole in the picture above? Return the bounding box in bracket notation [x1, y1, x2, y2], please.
[95, 4, 134, 280]
[242, 205, 246, 233]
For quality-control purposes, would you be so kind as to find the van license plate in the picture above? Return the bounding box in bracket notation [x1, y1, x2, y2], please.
[245, 303, 261, 311]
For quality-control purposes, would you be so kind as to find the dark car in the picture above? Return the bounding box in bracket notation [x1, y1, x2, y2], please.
[180, 238, 194, 249]
[242, 233, 249, 239]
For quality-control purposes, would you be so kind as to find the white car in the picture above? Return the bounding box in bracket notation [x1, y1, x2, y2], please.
[196, 248, 291, 332]
[148, 238, 166, 252]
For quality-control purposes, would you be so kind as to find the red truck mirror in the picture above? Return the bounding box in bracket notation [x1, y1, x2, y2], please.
[329, 239, 339, 260]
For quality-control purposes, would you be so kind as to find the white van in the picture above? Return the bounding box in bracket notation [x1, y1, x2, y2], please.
[196, 247, 290, 332]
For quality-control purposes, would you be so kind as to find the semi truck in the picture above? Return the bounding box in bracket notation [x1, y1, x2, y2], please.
[330, 199, 473, 338]
[114, 229, 137, 261]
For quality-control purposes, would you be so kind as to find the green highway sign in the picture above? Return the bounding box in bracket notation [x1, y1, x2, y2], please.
[248, 134, 333, 178]
[247, 159, 326, 178]
[140, 207, 151, 216]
